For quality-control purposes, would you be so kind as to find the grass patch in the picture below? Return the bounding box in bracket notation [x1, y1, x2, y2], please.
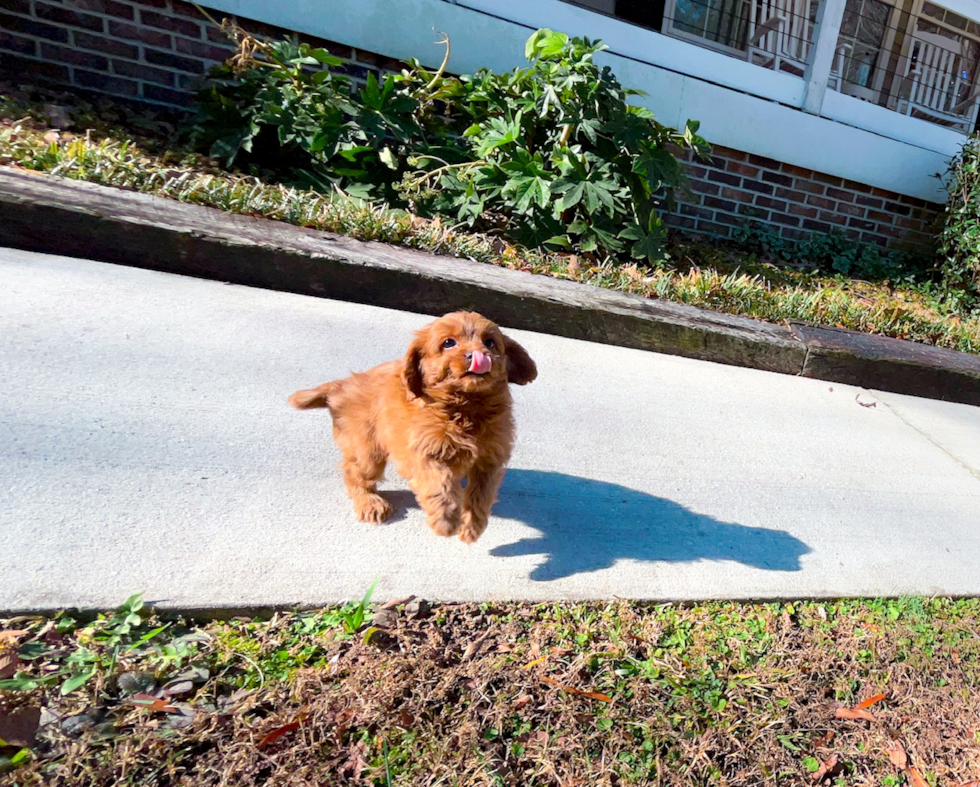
[2, 87, 979, 355]
[3, 596, 980, 785]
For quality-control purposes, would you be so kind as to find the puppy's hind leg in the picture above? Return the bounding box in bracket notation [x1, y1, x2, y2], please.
[341, 449, 393, 524]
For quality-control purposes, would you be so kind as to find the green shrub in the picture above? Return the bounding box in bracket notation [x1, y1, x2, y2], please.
[939, 135, 980, 305]
[399, 29, 710, 261]
[190, 27, 708, 262]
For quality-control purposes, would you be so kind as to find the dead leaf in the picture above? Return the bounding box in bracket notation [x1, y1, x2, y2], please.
[0, 707, 41, 748]
[128, 693, 177, 713]
[42, 130, 60, 145]
[513, 695, 533, 709]
[0, 630, 28, 646]
[257, 715, 308, 749]
[811, 730, 835, 748]
[462, 632, 492, 662]
[567, 255, 581, 275]
[908, 766, 930, 787]
[811, 753, 842, 782]
[834, 707, 876, 722]
[341, 740, 368, 780]
[541, 676, 614, 703]
[952, 781, 980, 787]
[885, 740, 908, 769]
[161, 680, 195, 698]
[856, 693, 885, 710]
[381, 595, 414, 610]
[0, 652, 22, 680]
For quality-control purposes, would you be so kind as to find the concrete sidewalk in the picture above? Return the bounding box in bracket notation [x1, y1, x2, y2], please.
[2, 248, 979, 612]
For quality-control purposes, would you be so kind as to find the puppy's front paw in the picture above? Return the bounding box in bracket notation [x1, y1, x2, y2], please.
[353, 493, 393, 524]
[427, 516, 460, 537]
[457, 514, 487, 544]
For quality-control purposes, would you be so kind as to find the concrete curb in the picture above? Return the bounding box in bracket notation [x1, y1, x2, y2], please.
[1, 166, 978, 405]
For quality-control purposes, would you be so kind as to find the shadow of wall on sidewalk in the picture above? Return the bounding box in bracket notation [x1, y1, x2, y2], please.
[490, 469, 811, 581]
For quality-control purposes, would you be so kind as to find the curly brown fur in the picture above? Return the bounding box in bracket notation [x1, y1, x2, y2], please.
[289, 312, 536, 542]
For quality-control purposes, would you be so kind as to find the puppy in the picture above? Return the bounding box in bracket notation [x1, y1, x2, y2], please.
[289, 312, 536, 543]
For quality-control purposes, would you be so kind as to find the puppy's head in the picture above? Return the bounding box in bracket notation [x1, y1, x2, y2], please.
[402, 312, 537, 400]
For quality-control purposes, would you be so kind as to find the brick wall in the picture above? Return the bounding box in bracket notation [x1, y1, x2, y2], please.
[0, 0, 942, 254]
[0, 0, 399, 108]
[671, 147, 940, 253]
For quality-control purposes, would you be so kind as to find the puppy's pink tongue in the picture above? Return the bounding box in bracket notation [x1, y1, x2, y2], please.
[469, 351, 492, 375]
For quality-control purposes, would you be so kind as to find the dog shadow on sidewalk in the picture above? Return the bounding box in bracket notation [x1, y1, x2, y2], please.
[489, 469, 811, 581]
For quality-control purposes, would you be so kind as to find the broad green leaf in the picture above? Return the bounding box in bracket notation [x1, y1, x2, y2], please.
[61, 669, 95, 695]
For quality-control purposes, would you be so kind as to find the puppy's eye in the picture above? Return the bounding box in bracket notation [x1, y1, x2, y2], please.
[441, 338, 457, 349]
[484, 338, 496, 350]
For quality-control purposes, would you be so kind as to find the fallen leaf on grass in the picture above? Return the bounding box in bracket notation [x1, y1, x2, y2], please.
[835, 706, 876, 722]
[0, 653, 22, 681]
[811, 753, 842, 782]
[0, 631, 28, 646]
[257, 715, 308, 749]
[566, 255, 581, 275]
[0, 707, 41, 748]
[127, 694, 177, 713]
[952, 781, 980, 787]
[540, 676, 613, 703]
[42, 131, 60, 145]
[908, 766, 930, 787]
[885, 740, 908, 769]
[811, 730, 835, 748]
[513, 695, 533, 709]
[855, 693, 885, 710]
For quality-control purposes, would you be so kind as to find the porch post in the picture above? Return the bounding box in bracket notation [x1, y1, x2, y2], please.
[801, 0, 848, 114]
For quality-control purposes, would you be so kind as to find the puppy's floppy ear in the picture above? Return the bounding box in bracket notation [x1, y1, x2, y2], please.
[402, 330, 428, 399]
[503, 334, 537, 385]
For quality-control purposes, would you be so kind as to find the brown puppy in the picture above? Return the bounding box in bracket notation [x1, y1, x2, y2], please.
[289, 312, 536, 543]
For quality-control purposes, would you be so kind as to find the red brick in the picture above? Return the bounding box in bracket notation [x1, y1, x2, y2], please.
[818, 211, 848, 226]
[811, 171, 843, 187]
[109, 19, 171, 47]
[34, 4, 106, 32]
[754, 195, 787, 211]
[855, 195, 883, 209]
[0, 0, 31, 14]
[174, 35, 230, 61]
[727, 162, 760, 178]
[703, 196, 736, 212]
[139, 9, 201, 38]
[708, 169, 742, 187]
[112, 58, 174, 84]
[742, 178, 774, 195]
[866, 209, 894, 223]
[806, 194, 835, 210]
[762, 170, 793, 187]
[836, 202, 864, 217]
[769, 212, 801, 227]
[1, 52, 70, 80]
[721, 187, 754, 203]
[775, 187, 806, 202]
[0, 11, 70, 42]
[74, 67, 138, 95]
[0, 30, 37, 55]
[794, 180, 825, 195]
[747, 153, 781, 169]
[74, 30, 139, 59]
[70, 0, 135, 19]
[788, 203, 818, 218]
[689, 179, 720, 196]
[142, 82, 195, 106]
[802, 219, 832, 232]
[144, 47, 204, 73]
[848, 217, 876, 231]
[826, 187, 856, 202]
[41, 42, 109, 69]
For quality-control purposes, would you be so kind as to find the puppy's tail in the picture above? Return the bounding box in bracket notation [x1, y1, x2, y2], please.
[288, 381, 341, 410]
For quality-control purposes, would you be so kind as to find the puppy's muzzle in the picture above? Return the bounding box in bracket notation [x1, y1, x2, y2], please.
[466, 351, 492, 375]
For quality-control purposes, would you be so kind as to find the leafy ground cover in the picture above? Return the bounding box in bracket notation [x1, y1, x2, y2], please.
[1, 85, 978, 355]
[2, 594, 980, 786]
